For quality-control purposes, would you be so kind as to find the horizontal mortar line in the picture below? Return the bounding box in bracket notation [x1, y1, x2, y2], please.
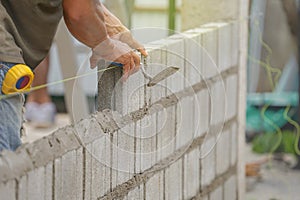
[100, 65, 239, 134]
[97, 116, 237, 200]
[191, 165, 237, 200]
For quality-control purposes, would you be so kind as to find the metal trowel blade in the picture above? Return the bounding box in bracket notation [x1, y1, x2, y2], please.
[147, 66, 180, 87]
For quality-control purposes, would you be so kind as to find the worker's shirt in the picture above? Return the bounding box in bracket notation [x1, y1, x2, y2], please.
[0, 0, 62, 69]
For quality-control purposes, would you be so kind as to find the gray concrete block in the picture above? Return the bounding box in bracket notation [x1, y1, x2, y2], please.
[54, 157, 62, 200]
[184, 148, 200, 199]
[145, 171, 164, 200]
[27, 167, 45, 199]
[218, 23, 233, 71]
[110, 124, 135, 188]
[98, 62, 123, 112]
[165, 37, 185, 95]
[226, 75, 238, 120]
[145, 46, 167, 105]
[156, 107, 176, 162]
[90, 135, 112, 199]
[201, 137, 216, 187]
[0, 180, 16, 200]
[216, 130, 230, 175]
[83, 144, 92, 200]
[54, 149, 83, 200]
[0, 149, 33, 181]
[210, 81, 226, 126]
[165, 159, 183, 200]
[224, 175, 237, 200]
[17, 175, 27, 200]
[231, 123, 237, 166]
[194, 89, 210, 137]
[231, 22, 239, 67]
[199, 27, 219, 79]
[182, 31, 202, 87]
[203, 23, 232, 72]
[121, 66, 145, 114]
[44, 163, 53, 200]
[140, 113, 157, 171]
[209, 186, 223, 200]
[202, 195, 209, 200]
[176, 96, 195, 149]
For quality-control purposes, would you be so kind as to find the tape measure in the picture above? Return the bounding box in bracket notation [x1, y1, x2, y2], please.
[2, 64, 34, 94]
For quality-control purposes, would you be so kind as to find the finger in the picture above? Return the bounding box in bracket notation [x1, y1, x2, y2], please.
[131, 52, 140, 74]
[122, 60, 130, 82]
[136, 47, 148, 57]
[128, 56, 135, 76]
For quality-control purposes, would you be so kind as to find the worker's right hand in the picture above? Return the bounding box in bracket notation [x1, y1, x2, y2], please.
[90, 38, 141, 81]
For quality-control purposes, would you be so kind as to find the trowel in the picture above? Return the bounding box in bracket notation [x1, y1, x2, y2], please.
[140, 55, 179, 87]
[109, 58, 179, 87]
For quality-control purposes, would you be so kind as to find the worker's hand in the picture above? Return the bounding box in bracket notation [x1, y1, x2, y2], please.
[90, 38, 141, 80]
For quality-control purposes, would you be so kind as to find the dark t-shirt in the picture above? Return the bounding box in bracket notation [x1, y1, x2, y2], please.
[0, 0, 63, 69]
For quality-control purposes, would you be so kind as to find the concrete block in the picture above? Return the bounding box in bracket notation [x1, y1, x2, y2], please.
[83, 144, 92, 200]
[224, 175, 237, 200]
[226, 75, 238, 120]
[140, 113, 157, 172]
[203, 23, 232, 71]
[184, 148, 200, 199]
[120, 66, 145, 114]
[199, 27, 218, 79]
[200, 137, 216, 187]
[54, 148, 83, 200]
[182, 31, 202, 87]
[231, 21, 239, 67]
[44, 163, 53, 200]
[17, 175, 27, 200]
[111, 124, 135, 187]
[202, 195, 209, 200]
[0, 149, 33, 181]
[27, 167, 45, 199]
[176, 96, 195, 149]
[145, 171, 164, 200]
[54, 157, 62, 200]
[0, 180, 16, 200]
[90, 135, 112, 199]
[98, 63, 123, 111]
[165, 37, 185, 95]
[165, 159, 183, 200]
[231, 123, 237, 166]
[156, 107, 176, 162]
[127, 184, 144, 200]
[209, 186, 223, 200]
[216, 130, 230, 175]
[210, 80, 226, 126]
[194, 89, 210, 137]
[145, 45, 167, 105]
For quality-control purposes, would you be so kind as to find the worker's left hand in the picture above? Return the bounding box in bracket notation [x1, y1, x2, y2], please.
[90, 37, 140, 81]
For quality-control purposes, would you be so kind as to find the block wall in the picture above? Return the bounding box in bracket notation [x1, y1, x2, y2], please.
[0, 22, 245, 200]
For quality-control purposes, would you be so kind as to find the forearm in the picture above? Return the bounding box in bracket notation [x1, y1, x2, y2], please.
[62, 0, 108, 48]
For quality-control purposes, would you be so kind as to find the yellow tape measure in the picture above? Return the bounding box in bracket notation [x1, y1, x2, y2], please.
[2, 64, 34, 94]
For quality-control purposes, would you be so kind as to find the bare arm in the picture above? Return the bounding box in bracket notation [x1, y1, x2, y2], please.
[62, 0, 141, 80]
[62, 0, 108, 48]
